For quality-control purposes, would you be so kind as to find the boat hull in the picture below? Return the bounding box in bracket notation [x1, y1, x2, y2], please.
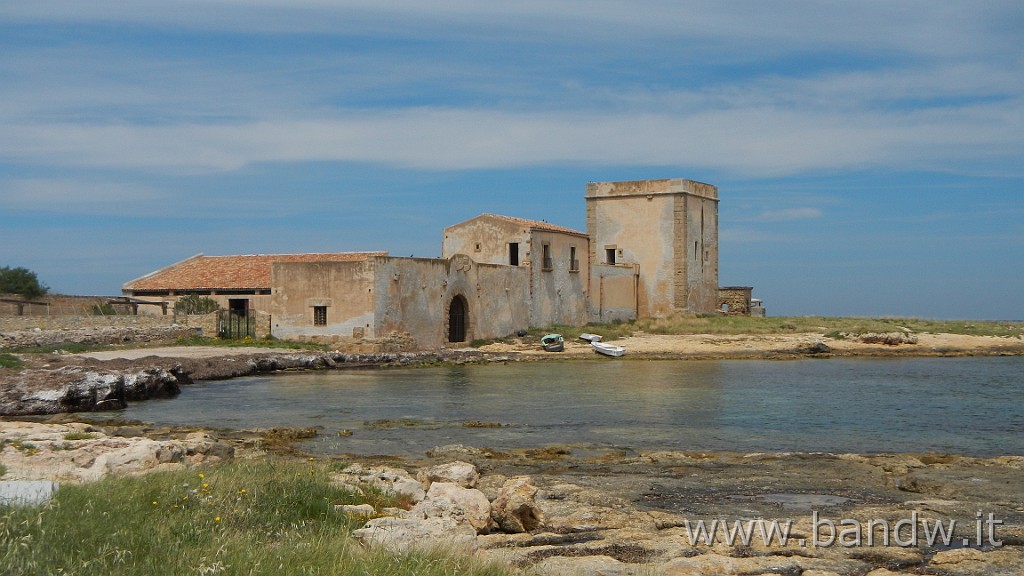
[591, 341, 625, 357]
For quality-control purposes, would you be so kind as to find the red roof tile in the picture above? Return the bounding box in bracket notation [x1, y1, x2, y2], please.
[123, 252, 386, 292]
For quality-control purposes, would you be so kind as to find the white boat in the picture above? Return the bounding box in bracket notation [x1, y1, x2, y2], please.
[591, 341, 625, 357]
[579, 333, 603, 342]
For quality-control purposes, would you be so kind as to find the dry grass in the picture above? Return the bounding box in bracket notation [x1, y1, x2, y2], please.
[532, 316, 1024, 341]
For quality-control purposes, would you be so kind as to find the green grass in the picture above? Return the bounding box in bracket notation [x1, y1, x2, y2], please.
[0, 459, 517, 576]
[172, 336, 329, 351]
[0, 353, 25, 370]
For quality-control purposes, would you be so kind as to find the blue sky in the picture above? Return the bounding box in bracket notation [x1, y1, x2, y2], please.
[1, 1, 1021, 319]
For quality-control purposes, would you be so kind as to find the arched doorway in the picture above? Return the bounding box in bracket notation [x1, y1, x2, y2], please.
[448, 295, 467, 343]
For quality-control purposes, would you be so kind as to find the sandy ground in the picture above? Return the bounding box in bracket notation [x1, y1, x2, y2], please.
[474, 331, 1024, 358]
[77, 346, 306, 361]
[66, 332, 1024, 361]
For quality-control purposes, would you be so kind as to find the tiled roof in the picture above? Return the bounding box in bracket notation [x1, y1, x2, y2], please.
[479, 214, 587, 237]
[123, 252, 387, 291]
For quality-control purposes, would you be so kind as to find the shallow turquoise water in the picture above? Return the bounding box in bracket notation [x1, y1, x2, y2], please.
[118, 356, 1024, 457]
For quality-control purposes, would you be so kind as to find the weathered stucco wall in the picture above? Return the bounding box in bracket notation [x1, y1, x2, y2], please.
[586, 178, 718, 317]
[680, 193, 719, 313]
[374, 255, 530, 349]
[529, 230, 589, 327]
[442, 217, 531, 266]
[270, 261, 376, 340]
[588, 263, 638, 323]
[270, 255, 530, 350]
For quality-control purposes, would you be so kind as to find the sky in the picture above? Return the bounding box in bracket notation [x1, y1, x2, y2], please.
[1, 1, 1022, 320]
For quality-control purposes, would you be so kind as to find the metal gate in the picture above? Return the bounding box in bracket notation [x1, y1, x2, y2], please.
[218, 310, 256, 339]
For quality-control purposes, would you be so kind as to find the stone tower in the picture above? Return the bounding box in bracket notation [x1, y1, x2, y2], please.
[585, 178, 719, 318]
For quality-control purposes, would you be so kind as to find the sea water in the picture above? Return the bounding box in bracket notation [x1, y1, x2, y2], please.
[116, 356, 1024, 457]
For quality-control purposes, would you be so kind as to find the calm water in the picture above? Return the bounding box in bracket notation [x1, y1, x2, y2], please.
[117, 357, 1024, 457]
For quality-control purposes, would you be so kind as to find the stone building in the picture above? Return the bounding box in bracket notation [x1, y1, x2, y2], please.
[269, 254, 530, 347]
[121, 252, 385, 317]
[586, 178, 719, 318]
[123, 178, 756, 349]
[442, 214, 590, 327]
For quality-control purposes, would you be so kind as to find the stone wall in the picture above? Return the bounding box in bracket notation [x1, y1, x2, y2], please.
[0, 324, 200, 350]
[0, 314, 176, 333]
[0, 295, 127, 317]
[718, 287, 753, 316]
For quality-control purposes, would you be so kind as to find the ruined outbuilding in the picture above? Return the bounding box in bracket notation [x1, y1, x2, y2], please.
[123, 178, 758, 349]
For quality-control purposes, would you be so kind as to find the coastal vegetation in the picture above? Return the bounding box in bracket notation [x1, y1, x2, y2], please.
[523, 316, 1024, 342]
[0, 266, 49, 300]
[5, 336, 328, 355]
[0, 353, 25, 369]
[0, 458, 516, 576]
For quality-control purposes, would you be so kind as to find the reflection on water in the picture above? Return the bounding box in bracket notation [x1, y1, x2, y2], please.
[116, 357, 1024, 457]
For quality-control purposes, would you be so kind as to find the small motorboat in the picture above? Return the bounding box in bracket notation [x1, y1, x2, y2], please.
[541, 333, 565, 352]
[591, 341, 625, 357]
[579, 333, 603, 342]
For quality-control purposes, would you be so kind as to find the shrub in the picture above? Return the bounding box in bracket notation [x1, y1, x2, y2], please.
[174, 294, 220, 315]
[0, 266, 48, 300]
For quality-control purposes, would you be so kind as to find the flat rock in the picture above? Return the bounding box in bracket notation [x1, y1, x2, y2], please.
[0, 480, 58, 506]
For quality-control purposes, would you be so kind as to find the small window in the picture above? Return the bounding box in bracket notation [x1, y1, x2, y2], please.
[569, 246, 579, 272]
[542, 243, 553, 270]
[606, 248, 616, 265]
[509, 242, 519, 266]
[313, 306, 327, 326]
[474, 243, 482, 252]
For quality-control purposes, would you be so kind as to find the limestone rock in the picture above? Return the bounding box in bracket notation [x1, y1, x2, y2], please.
[353, 516, 477, 554]
[533, 555, 635, 576]
[0, 480, 59, 507]
[417, 460, 480, 489]
[492, 476, 543, 533]
[656, 554, 870, 576]
[852, 332, 919, 346]
[335, 503, 375, 518]
[332, 464, 425, 504]
[0, 421, 232, 482]
[926, 547, 1024, 576]
[411, 481, 493, 534]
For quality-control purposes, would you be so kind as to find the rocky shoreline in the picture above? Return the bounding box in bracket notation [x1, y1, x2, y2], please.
[2, 328, 1022, 417]
[2, 420, 1022, 575]
[0, 348, 509, 416]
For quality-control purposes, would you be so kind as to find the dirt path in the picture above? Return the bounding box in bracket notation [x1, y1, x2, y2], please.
[77, 346, 304, 361]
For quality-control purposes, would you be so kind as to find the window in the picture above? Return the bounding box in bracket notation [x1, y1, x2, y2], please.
[509, 242, 519, 266]
[542, 243, 553, 270]
[606, 248, 616, 264]
[569, 246, 579, 272]
[313, 306, 327, 326]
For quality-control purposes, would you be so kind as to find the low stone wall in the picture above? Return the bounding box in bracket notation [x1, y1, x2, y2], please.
[0, 315, 175, 333]
[0, 324, 200, 350]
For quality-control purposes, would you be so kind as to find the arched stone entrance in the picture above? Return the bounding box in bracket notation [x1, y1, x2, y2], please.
[448, 294, 468, 343]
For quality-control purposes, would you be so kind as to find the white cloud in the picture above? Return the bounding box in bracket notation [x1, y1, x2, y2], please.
[0, 1, 1021, 179]
[3, 97, 1020, 177]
